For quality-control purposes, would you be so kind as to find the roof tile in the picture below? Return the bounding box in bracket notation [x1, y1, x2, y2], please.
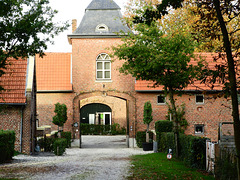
[135, 53, 227, 92]
[36, 53, 72, 91]
[0, 58, 27, 104]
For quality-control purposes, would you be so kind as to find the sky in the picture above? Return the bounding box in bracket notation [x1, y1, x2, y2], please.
[46, 0, 128, 52]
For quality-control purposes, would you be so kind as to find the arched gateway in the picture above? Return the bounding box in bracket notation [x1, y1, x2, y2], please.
[80, 103, 112, 125]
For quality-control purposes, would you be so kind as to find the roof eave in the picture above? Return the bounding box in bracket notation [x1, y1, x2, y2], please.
[135, 90, 223, 93]
[0, 103, 27, 106]
[67, 34, 128, 39]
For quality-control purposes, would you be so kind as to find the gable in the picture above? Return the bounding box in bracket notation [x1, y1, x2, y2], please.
[36, 53, 72, 92]
[0, 58, 27, 104]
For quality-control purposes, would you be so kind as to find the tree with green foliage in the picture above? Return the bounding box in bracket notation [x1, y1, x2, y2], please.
[132, 0, 240, 177]
[0, 0, 68, 78]
[112, 19, 203, 157]
[143, 101, 153, 142]
[52, 103, 67, 131]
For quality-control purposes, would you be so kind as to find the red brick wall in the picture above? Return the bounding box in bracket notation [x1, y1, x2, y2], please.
[0, 92, 34, 154]
[71, 38, 135, 93]
[70, 38, 136, 137]
[0, 106, 22, 152]
[135, 92, 233, 142]
[37, 93, 74, 132]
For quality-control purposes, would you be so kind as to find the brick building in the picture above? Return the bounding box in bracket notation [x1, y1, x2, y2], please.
[0, 57, 37, 154]
[36, 0, 234, 146]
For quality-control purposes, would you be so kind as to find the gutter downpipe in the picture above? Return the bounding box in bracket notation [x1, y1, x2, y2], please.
[20, 105, 24, 153]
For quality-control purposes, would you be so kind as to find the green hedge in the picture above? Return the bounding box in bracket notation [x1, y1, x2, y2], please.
[136, 131, 153, 148]
[155, 120, 173, 133]
[0, 130, 15, 163]
[37, 137, 55, 152]
[61, 131, 71, 148]
[53, 138, 67, 156]
[80, 123, 126, 135]
[158, 132, 207, 169]
[155, 120, 173, 152]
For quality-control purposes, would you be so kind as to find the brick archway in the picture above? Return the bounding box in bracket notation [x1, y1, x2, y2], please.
[72, 91, 136, 147]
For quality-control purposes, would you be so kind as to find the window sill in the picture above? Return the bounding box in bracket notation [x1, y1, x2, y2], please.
[157, 103, 166, 105]
[95, 79, 112, 83]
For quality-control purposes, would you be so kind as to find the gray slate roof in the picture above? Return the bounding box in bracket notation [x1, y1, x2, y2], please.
[86, 0, 120, 10]
[69, 0, 131, 38]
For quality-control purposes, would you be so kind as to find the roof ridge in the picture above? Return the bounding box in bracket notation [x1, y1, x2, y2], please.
[86, 0, 120, 10]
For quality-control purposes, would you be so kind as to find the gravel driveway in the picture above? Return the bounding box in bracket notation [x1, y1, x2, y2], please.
[0, 135, 151, 180]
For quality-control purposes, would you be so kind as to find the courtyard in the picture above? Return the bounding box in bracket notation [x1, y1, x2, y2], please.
[0, 135, 151, 180]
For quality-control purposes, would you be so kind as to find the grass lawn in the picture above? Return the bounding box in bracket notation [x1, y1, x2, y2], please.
[128, 153, 214, 180]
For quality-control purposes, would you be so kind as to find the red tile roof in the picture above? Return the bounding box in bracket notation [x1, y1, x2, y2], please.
[36, 53, 72, 91]
[0, 58, 27, 104]
[135, 53, 225, 92]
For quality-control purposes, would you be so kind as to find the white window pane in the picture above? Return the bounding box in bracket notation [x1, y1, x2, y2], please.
[97, 71, 103, 78]
[97, 55, 103, 60]
[105, 62, 110, 69]
[105, 71, 110, 78]
[105, 54, 111, 60]
[89, 114, 95, 124]
[97, 62, 102, 70]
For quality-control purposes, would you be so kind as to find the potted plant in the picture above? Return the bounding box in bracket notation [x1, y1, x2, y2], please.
[142, 101, 153, 151]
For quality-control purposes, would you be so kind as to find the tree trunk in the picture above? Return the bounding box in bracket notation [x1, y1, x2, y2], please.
[213, 0, 240, 179]
[146, 124, 150, 142]
[168, 87, 179, 158]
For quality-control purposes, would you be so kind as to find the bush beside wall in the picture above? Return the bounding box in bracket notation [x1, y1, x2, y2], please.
[0, 130, 15, 163]
[158, 132, 207, 169]
[61, 131, 71, 148]
[155, 120, 173, 151]
[80, 123, 126, 135]
[37, 137, 55, 152]
[53, 138, 67, 156]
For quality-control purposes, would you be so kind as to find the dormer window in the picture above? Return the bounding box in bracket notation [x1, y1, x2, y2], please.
[96, 24, 109, 32]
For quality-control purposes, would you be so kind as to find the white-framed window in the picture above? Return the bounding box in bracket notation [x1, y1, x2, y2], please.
[195, 124, 204, 135]
[157, 95, 166, 104]
[96, 53, 111, 80]
[195, 94, 204, 104]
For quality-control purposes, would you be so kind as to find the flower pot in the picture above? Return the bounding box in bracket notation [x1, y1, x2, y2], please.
[142, 142, 153, 151]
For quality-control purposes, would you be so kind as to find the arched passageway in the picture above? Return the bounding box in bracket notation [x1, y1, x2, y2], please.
[80, 103, 112, 125]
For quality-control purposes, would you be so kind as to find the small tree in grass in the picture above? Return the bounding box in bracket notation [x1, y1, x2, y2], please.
[52, 103, 67, 131]
[143, 101, 153, 143]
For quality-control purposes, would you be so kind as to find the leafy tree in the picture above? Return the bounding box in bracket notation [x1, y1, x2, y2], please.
[112, 18, 203, 157]
[166, 103, 188, 133]
[52, 103, 67, 131]
[143, 101, 153, 142]
[0, 0, 68, 78]
[133, 0, 240, 177]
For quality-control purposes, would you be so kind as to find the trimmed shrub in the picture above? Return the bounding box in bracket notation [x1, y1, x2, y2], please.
[37, 137, 55, 152]
[136, 131, 153, 148]
[61, 131, 71, 147]
[111, 123, 126, 135]
[53, 138, 67, 156]
[159, 132, 207, 169]
[158, 132, 175, 153]
[155, 120, 173, 133]
[0, 130, 15, 163]
[80, 123, 126, 135]
[155, 120, 173, 152]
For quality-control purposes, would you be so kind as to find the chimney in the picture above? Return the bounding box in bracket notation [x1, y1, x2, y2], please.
[72, 19, 77, 33]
